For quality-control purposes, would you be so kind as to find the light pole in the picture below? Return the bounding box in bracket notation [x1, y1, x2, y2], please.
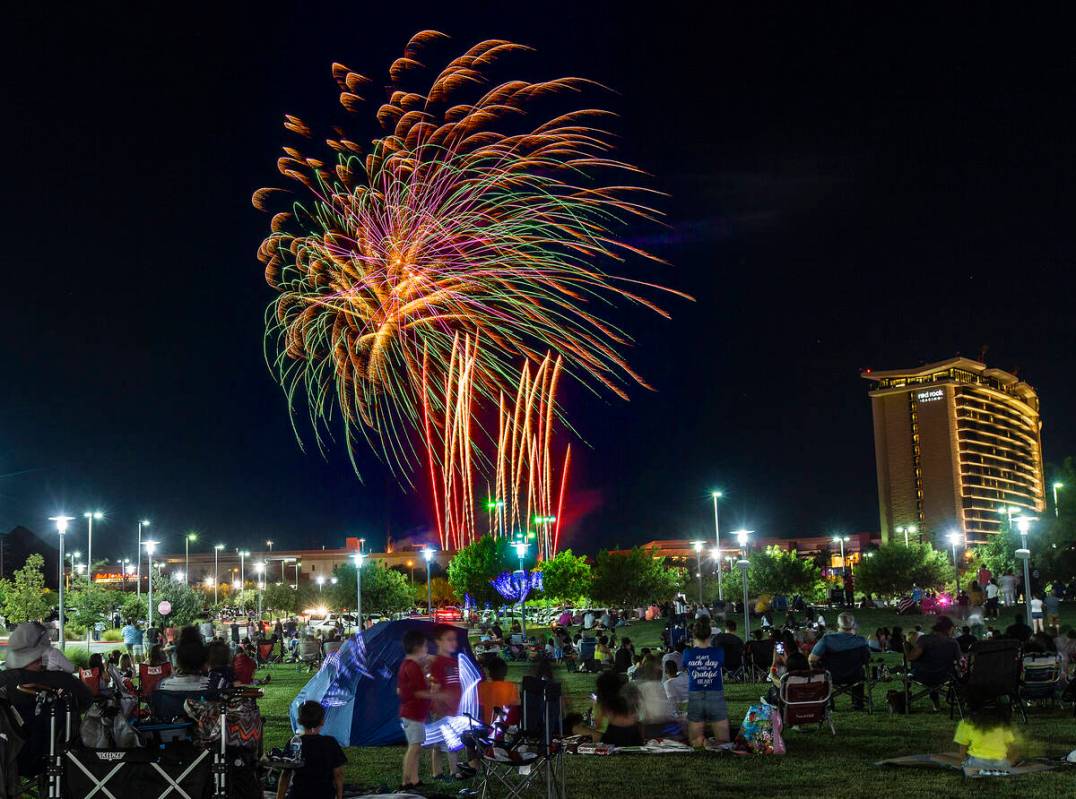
[144, 540, 158, 630]
[294, 560, 301, 588]
[118, 558, 130, 591]
[422, 547, 434, 617]
[67, 551, 81, 591]
[50, 515, 74, 650]
[185, 532, 197, 583]
[692, 541, 704, 605]
[1015, 516, 1037, 627]
[947, 531, 963, 593]
[254, 562, 265, 620]
[514, 541, 529, 635]
[358, 538, 365, 554]
[1053, 482, 1064, 518]
[735, 529, 752, 637]
[84, 510, 103, 584]
[265, 540, 273, 554]
[137, 519, 150, 598]
[238, 550, 249, 587]
[213, 544, 224, 604]
[711, 491, 723, 600]
[354, 551, 365, 632]
[316, 575, 325, 592]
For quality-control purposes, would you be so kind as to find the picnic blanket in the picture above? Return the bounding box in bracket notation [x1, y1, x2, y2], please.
[876, 752, 1064, 778]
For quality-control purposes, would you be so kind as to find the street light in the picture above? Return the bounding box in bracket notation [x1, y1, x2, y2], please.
[514, 541, 529, 635]
[711, 491, 723, 601]
[294, 560, 301, 588]
[1015, 516, 1037, 627]
[832, 535, 850, 573]
[692, 541, 705, 605]
[358, 538, 365, 554]
[1053, 482, 1064, 518]
[213, 544, 224, 604]
[137, 519, 150, 598]
[83, 511, 103, 585]
[354, 551, 366, 632]
[422, 547, 434, 617]
[238, 550, 249, 586]
[144, 540, 159, 630]
[67, 551, 81, 591]
[316, 575, 325, 592]
[49, 515, 74, 649]
[265, 540, 273, 553]
[947, 531, 964, 593]
[254, 562, 265, 619]
[185, 532, 197, 583]
[734, 529, 752, 637]
[174, 570, 185, 585]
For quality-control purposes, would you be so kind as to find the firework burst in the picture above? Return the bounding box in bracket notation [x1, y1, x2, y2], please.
[256, 30, 688, 477]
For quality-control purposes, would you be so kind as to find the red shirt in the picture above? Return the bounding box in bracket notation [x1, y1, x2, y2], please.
[398, 658, 431, 721]
[429, 654, 462, 716]
[233, 652, 255, 685]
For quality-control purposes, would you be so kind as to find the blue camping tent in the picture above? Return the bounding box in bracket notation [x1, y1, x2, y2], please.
[290, 619, 479, 747]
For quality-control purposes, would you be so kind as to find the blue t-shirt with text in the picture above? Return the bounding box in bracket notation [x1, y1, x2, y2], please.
[683, 646, 725, 692]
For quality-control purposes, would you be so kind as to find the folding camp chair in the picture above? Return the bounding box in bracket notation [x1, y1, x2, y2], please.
[256, 641, 278, 666]
[78, 667, 102, 697]
[820, 645, 873, 713]
[902, 652, 958, 716]
[138, 663, 171, 702]
[952, 638, 1024, 722]
[779, 669, 834, 735]
[744, 638, 775, 682]
[1020, 653, 1064, 710]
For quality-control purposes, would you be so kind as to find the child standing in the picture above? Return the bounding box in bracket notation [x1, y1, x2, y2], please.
[682, 619, 729, 747]
[398, 629, 437, 790]
[428, 626, 464, 780]
[275, 701, 346, 799]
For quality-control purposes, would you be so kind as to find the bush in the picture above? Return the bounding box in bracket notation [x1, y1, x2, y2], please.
[64, 647, 91, 668]
[102, 628, 123, 642]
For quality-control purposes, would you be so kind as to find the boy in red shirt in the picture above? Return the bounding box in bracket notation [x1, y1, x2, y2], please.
[397, 629, 438, 790]
[428, 626, 464, 780]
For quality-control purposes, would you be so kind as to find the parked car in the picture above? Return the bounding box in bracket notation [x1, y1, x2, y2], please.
[433, 606, 463, 623]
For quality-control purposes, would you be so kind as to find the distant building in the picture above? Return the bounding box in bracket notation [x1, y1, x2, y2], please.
[862, 356, 1045, 545]
[618, 533, 877, 571]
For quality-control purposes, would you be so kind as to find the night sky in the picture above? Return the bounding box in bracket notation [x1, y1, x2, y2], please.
[3, 5, 1075, 559]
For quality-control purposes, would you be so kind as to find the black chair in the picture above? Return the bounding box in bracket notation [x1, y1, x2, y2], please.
[744, 638, 775, 682]
[952, 638, 1025, 722]
[820, 645, 873, 713]
[713, 633, 746, 683]
[902, 652, 959, 715]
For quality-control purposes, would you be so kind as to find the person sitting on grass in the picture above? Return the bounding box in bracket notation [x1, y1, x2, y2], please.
[594, 670, 643, 746]
[954, 696, 1020, 772]
[663, 659, 688, 707]
[275, 700, 346, 799]
[682, 619, 729, 747]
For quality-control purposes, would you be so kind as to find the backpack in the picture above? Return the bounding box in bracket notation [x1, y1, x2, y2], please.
[733, 703, 785, 755]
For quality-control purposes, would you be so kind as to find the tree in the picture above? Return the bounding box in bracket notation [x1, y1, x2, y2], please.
[146, 573, 207, 626]
[1, 553, 51, 624]
[535, 549, 592, 602]
[332, 561, 413, 614]
[590, 548, 680, 607]
[747, 547, 825, 600]
[264, 583, 300, 614]
[66, 583, 124, 630]
[446, 536, 516, 607]
[853, 543, 953, 598]
[975, 528, 1019, 578]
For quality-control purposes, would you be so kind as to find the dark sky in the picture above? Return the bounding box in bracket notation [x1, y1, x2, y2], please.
[3, 4, 1075, 559]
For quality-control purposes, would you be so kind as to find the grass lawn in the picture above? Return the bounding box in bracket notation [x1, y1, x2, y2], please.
[257, 608, 1076, 798]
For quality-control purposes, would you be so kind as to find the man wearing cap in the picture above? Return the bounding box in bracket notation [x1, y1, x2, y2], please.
[0, 624, 92, 776]
[906, 616, 962, 710]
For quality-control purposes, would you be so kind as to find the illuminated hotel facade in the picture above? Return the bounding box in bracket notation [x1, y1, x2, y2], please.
[863, 357, 1045, 545]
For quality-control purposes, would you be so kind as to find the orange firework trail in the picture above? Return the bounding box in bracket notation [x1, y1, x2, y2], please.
[255, 30, 689, 480]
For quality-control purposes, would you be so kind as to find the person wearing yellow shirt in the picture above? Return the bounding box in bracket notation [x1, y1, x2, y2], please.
[954, 700, 1019, 772]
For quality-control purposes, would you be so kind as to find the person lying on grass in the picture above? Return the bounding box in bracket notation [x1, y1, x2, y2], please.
[276, 700, 346, 799]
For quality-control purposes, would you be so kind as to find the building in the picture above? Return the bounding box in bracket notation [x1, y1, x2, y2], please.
[134, 537, 451, 589]
[617, 533, 877, 571]
[863, 356, 1045, 545]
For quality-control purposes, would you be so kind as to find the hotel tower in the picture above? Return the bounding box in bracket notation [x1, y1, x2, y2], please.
[863, 357, 1045, 544]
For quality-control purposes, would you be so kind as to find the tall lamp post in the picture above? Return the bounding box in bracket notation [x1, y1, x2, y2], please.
[213, 544, 224, 604]
[50, 515, 74, 650]
[144, 540, 158, 630]
[734, 529, 752, 637]
[137, 519, 150, 598]
[422, 547, 434, 617]
[692, 541, 705, 605]
[514, 541, 529, 635]
[895, 524, 918, 546]
[84, 510, 103, 584]
[316, 576, 325, 592]
[238, 550, 249, 587]
[711, 491, 723, 600]
[254, 562, 265, 620]
[1053, 482, 1064, 518]
[1015, 516, 1037, 627]
[353, 551, 365, 632]
[947, 531, 964, 593]
[185, 533, 197, 583]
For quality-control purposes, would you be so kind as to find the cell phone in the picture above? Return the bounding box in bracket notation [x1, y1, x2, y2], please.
[775, 642, 785, 655]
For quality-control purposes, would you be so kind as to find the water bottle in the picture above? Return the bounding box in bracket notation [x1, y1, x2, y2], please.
[287, 733, 303, 762]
